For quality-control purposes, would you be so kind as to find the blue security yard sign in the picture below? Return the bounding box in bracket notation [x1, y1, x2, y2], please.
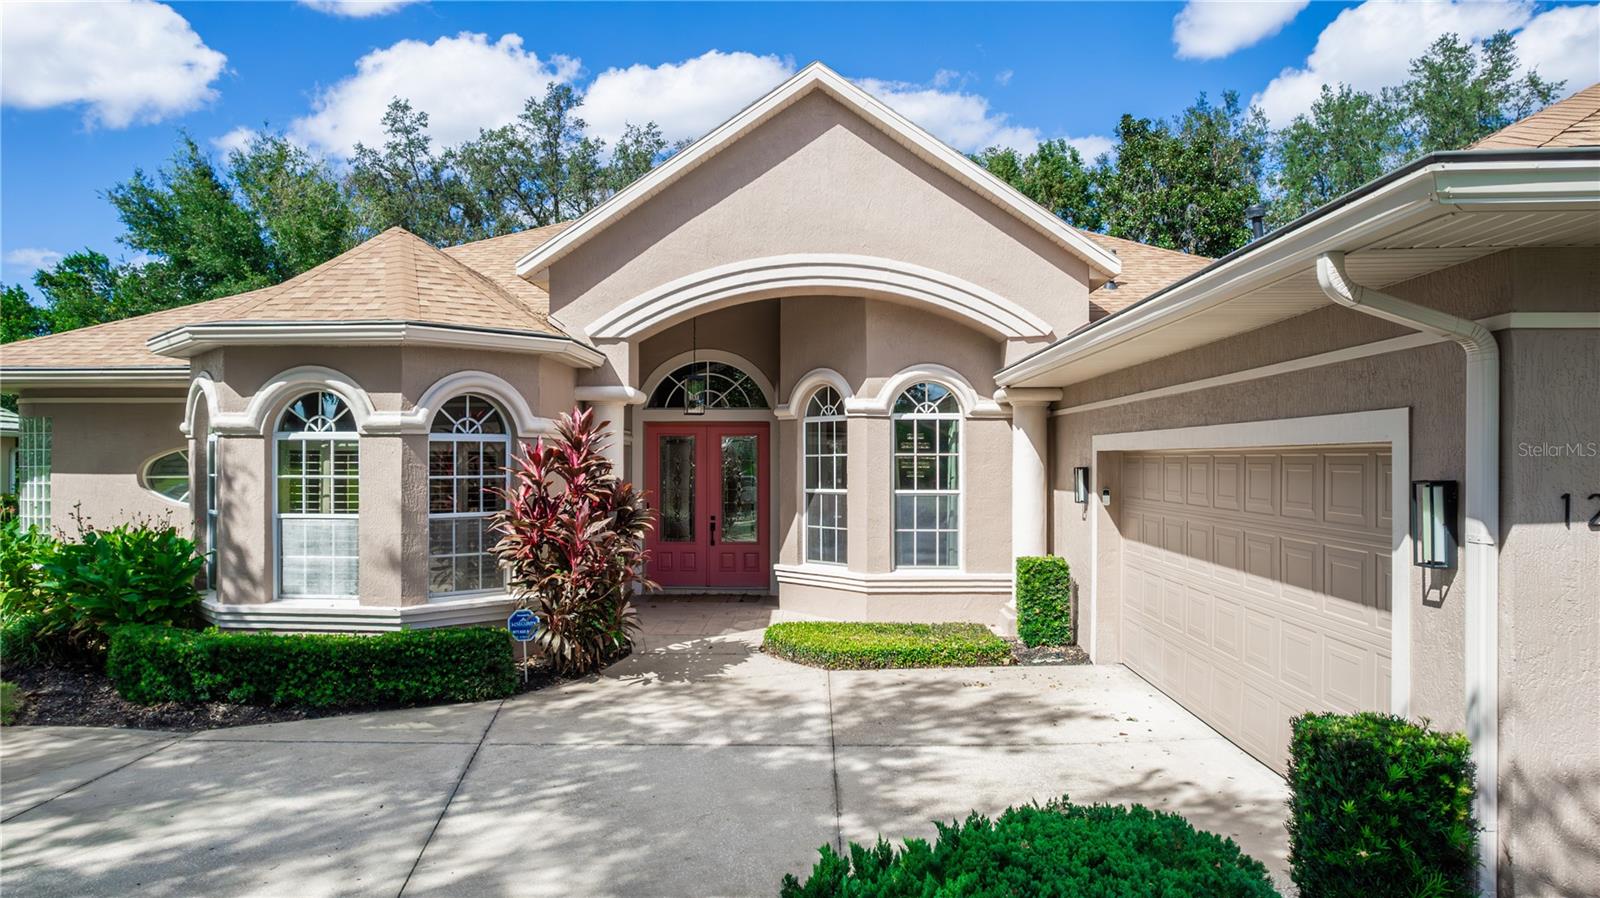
[507, 609, 539, 642]
[507, 609, 540, 684]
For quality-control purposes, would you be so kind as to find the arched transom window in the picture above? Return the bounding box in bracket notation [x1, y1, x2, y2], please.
[803, 386, 847, 564]
[891, 381, 960, 568]
[648, 361, 768, 410]
[428, 395, 509, 595]
[275, 391, 359, 598]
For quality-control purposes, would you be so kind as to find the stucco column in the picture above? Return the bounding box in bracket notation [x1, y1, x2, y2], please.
[574, 385, 646, 479]
[997, 388, 1061, 560]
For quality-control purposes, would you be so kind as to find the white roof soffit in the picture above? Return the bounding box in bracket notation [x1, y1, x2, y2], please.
[514, 62, 1122, 286]
[0, 367, 188, 388]
[998, 152, 1600, 389]
[145, 321, 606, 368]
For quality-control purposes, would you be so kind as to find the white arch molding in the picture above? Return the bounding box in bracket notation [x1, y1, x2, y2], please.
[211, 365, 378, 436]
[774, 368, 854, 420]
[850, 363, 1007, 418]
[584, 255, 1055, 342]
[639, 349, 776, 409]
[410, 371, 554, 437]
[181, 372, 220, 437]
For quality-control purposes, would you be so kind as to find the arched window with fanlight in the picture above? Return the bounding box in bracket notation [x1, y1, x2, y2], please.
[647, 361, 768, 411]
[428, 395, 510, 596]
[803, 386, 847, 564]
[891, 381, 960, 568]
[275, 390, 359, 598]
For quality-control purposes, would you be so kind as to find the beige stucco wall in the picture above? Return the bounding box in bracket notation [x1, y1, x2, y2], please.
[1045, 247, 1599, 897]
[548, 89, 1092, 374]
[15, 396, 188, 534]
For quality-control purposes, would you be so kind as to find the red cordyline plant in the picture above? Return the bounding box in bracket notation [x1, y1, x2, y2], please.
[490, 406, 657, 676]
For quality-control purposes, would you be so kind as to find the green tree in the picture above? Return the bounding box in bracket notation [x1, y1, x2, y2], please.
[973, 140, 1100, 231]
[1097, 92, 1268, 256]
[228, 131, 356, 274]
[1393, 30, 1563, 153]
[1271, 84, 1405, 223]
[31, 251, 133, 331]
[1, 285, 49, 344]
[606, 122, 669, 194]
[348, 99, 483, 245]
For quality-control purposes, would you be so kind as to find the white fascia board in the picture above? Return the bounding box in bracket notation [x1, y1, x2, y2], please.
[0, 367, 189, 388]
[995, 156, 1600, 389]
[514, 62, 1121, 284]
[146, 321, 605, 368]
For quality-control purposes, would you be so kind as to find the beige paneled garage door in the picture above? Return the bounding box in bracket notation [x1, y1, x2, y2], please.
[1119, 447, 1393, 772]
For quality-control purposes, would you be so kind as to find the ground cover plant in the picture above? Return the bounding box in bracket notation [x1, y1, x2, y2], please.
[1015, 555, 1072, 647]
[492, 406, 655, 676]
[781, 797, 1279, 897]
[763, 621, 1011, 669]
[1288, 712, 1477, 898]
[107, 624, 517, 708]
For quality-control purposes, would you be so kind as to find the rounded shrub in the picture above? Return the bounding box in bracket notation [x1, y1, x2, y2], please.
[781, 798, 1280, 898]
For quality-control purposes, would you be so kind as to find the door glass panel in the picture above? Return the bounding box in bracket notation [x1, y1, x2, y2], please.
[720, 435, 758, 543]
[659, 436, 695, 542]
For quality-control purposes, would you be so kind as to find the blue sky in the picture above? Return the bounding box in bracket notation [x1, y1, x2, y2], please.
[3, 0, 1597, 292]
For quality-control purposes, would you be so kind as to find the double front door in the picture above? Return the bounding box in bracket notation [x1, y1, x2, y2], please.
[644, 422, 770, 589]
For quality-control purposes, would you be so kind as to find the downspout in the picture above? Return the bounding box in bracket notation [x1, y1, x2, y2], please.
[1316, 251, 1500, 896]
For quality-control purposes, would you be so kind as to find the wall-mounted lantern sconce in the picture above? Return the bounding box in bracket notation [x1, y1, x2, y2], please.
[1074, 467, 1090, 504]
[1100, 488, 1112, 507]
[1411, 480, 1458, 569]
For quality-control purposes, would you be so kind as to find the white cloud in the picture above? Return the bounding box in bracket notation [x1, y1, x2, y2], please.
[858, 76, 1043, 153]
[1064, 134, 1114, 161]
[1253, 0, 1542, 127]
[579, 51, 795, 147]
[211, 126, 259, 155]
[1514, 4, 1600, 95]
[1174, 0, 1310, 60]
[298, 0, 421, 17]
[4, 248, 64, 272]
[290, 32, 578, 158]
[994, 69, 1015, 87]
[0, 0, 226, 128]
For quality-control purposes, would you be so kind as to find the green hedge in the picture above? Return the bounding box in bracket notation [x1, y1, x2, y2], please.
[1016, 555, 1072, 647]
[781, 798, 1278, 897]
[1288, 712, 1477, 898]
[763, 621, 1010, 669]
[0, 612, 46, 670]
[108, 625, 518, 708]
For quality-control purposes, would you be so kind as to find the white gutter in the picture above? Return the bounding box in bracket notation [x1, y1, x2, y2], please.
[1316, 251, 1500, 896]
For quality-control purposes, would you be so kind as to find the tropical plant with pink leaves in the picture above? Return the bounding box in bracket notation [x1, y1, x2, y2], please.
[490, 407, 656, 675]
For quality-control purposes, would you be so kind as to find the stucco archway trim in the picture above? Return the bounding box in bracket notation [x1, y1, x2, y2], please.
[584, 255, 1054, 342]
[408, 371, 555, 438]
[849, 363, 1006, 419]
[639, 349, 777, 408]
[775, 368, 854, 420]
[181, 373, 220, 438]
[213, 365, 378, 436]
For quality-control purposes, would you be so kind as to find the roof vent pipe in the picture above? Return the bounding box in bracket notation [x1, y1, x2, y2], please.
[1316, 251, 1501, 898]
[1245, 204, 1267, 241]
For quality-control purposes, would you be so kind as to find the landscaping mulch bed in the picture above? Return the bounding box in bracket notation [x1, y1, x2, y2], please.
[2, 647, 627, 732]
[1010, 642, 1091, 666]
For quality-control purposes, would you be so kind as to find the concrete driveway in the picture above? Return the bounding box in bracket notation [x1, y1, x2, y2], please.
[0, 598, 1290, 897]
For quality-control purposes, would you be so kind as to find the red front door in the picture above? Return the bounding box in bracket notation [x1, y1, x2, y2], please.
[644, 422, 770, 589]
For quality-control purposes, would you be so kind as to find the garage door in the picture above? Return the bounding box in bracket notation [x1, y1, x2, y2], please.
[1119, 447, 1393, 772]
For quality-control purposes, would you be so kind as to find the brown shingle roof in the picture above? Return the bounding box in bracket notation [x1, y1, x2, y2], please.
[1472, 83, 1600, 149]
[1079, 230, 1212, 320]
[1, 226, 571, 373]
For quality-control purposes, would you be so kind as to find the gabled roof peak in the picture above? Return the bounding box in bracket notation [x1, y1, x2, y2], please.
[514, 61, 1121, 286]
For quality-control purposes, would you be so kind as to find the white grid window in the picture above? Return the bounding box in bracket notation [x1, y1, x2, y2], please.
[205, 432, 219, 589]
[803, 386, 847, 564]
[892, 382, 960, 568]
[276, 391, 359, 599]
[428, 395, 509, 596]
[17, 416, 51, 531]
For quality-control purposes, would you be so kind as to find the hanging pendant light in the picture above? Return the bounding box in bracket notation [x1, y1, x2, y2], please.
[685, 315, 706, 416]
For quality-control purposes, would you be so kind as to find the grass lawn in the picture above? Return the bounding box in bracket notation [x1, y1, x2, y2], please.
[762, 621, 1012, 669]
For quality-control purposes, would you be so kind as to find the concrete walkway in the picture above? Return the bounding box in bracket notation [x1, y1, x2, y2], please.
[0, 598, 1290, 897]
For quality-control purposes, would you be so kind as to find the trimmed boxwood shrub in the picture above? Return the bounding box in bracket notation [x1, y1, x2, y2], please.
[781, 798, 1279, 897]
[763, 621, 1011, 669]
[108, 625, 517, 708]
[1016, 555, 1072, 647]
[1288, 712, 1477, 898]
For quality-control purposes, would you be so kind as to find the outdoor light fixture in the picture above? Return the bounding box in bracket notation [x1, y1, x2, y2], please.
[1100, 488, 1112, 507]
[1073, 466, 1090, 504]
[684, 316, 706, 416]
[1411, 480, 1459, 569]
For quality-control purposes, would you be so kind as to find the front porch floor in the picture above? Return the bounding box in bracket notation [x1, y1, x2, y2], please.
[0, 596, 1290, 897]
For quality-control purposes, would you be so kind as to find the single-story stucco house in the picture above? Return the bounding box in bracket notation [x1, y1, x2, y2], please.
[2, 66, 1596, 895]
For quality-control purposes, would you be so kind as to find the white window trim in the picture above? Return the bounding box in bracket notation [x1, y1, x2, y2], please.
[890, 382, 964, 571]
[273, 393, 361, 602]
[802, 386, 848, 566]
[137, 447, 190, 506]
[426, 396, 512, 601]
